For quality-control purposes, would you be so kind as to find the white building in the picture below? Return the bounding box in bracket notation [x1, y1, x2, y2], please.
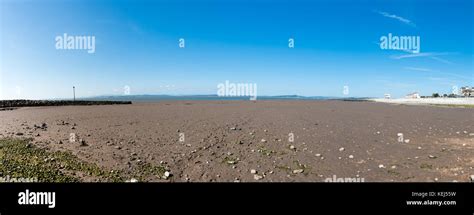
[405, 92, 420, 99]
[461, 86, 474, 97]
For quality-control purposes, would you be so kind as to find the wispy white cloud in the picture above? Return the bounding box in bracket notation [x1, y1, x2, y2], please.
[404, 67, 436, 72]
[375, 10, 416, 27]
[391, 52, 455, 60]
[404, 66, 471, 80]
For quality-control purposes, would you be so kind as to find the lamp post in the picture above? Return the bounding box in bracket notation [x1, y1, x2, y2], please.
[73, 86, 75, 102]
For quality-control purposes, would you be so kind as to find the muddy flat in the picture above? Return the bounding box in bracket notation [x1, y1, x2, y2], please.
[0, 100, 473, 182]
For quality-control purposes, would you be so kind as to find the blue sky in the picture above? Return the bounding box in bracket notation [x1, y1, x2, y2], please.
[1, 0, 473, 99]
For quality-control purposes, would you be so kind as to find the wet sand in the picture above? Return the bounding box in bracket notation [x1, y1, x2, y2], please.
[0, 100, 473, 182]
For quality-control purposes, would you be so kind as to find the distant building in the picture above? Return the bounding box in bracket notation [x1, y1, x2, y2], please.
[405, 92, 420, 99]
[460, 86, 474, 97]
[384, 94, 391, 99]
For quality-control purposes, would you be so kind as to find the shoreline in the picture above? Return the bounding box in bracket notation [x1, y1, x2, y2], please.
[370, 98, 474, 107]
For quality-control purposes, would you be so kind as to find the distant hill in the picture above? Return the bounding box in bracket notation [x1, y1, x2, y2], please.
[85, 94, 355, 101]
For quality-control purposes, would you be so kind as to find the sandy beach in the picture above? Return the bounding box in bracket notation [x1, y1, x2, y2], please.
[1, 100, 473, 182]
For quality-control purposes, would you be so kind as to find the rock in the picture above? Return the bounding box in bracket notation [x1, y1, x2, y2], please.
[253, 174, 263, 180]
[315, 153, 321, 157]
[163, 171, 171, 179]
[250, 169, 257, 174]
[469, 133, 474, 136]
[114, 146, 122, 150]
[129, 178, 138, 183]
[58, 140, 63, 144]
[428, 155, 437, 159]
[293, 169, 304, 174]
[260, 139, 267, 143]
[376, 131, 380, 134]
[378, 164, 385, 169]
[79, 139, 88, 146]
[404, 139, 410, 143]
[417, 146, 422, 150]
[349, 155, 354, 159]
[470, 175, 474, 182]
[289, 145, 296, 150]
[230, 127, 237, 131]
[339, 147, 345, 152]
[15, 132, 24, 136]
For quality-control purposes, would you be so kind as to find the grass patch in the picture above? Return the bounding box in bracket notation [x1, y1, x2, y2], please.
[257, 147, 275, 156]
[387, 169, 401, 176]
[420, 163, 433, 170]
[222, 156, 239, 165]
[0, 138, 165, 182]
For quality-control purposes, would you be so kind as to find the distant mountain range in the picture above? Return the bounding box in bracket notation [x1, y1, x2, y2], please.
[84, 94, 373, 101]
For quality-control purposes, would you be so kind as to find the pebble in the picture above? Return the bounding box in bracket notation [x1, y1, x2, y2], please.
[261, 139, 267, 143]
[129, 178, 138, 183]
[378, 164, 385, 169]
[417, 146, 422, 150]
[253, 174, 263, 180]
[250, 169, 257, 174]
[79, 139, 88, 146]
[315, 153, 321, 157]
[470, 175, 474, 182]
[428, 155, 437, 159]
[404, 139, 410, 143]
[339, 147, 345, 152]
[349, 155, 354, 159]
[164, 171, 171, 179]
[293, 169, 304, 174]
[289, 145, 296, 150]
[15, 132, 24, 136]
